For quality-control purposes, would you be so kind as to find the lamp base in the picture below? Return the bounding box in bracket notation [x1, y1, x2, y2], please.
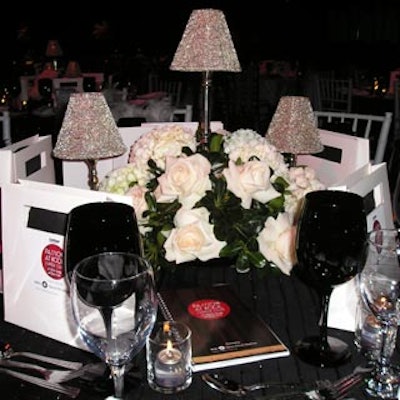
[85, 159, 99, 190]
[198, 71, 213, 149]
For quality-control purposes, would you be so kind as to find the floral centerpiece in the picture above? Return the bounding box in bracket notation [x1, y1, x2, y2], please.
[99, 124, 325, 275]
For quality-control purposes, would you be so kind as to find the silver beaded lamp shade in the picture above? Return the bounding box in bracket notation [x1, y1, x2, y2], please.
[53, 92, 126, 190]
[266, 96, 323, 165]
[170, 9, 241, 146]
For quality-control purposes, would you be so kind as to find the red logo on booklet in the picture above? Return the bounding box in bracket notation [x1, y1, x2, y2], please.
[41, 244, 64, 280]
[188, 299, 231, 320]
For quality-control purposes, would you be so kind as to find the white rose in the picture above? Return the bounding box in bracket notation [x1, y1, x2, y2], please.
[164, 207, 226, 264]
[126, 184, 148, 223]
[223, 160, 281, 209]
[155, 154, 212, 208]
[257, 212, 297, 275]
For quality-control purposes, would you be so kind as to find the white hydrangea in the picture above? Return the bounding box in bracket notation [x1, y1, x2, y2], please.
[128, 125, 197, 182]
[98, 164, 139, 194]
[223, 128, 289, 177]
[288, 166, 326, 199]
[284, 166, 326, 217]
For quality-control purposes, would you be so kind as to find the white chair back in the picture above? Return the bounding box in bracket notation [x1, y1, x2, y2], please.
[148, 73, 183, 106]
[314, 110, 392, 164]
[53, 77, 84, 93]
[0, 110, 11, 146]
[316, 77, 353, 112]
[170, 104, 193, 122]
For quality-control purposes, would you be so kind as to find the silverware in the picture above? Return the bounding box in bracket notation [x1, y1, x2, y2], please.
[201, 372, 309, 396]
[202, 366, 371, 399]
[0, 367, 80, 398]
[0, 359, 105, 383]
[314, 372, 364, 400]
[0, 342, 83, 370]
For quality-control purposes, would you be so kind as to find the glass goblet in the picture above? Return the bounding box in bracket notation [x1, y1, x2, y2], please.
[360, 261, 400, 398]
[70, 251, 158, 399]
[355, 228, 400, 360]
[293, 190, 368, 367]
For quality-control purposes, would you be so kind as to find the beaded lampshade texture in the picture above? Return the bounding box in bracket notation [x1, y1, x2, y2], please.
[266, 96, 323, 154]
[53, 92, 126, 160]
[170, 8, 241, 72]
[170, 8, 241, 146]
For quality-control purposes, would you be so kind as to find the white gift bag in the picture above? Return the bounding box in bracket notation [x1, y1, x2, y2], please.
[297, 129, 370, 186]
[0, 135, 56, 292]
[328, 162, 394, 331]
[0, 134, 55, 185]
[1, 180, 133, 348]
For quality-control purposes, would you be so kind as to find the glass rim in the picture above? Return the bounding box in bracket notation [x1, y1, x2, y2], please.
[73, 251, 153, 282]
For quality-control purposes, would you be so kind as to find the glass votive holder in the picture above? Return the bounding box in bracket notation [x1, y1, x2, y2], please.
[354, 298, 398, 361]
[146, 321, 192, 394]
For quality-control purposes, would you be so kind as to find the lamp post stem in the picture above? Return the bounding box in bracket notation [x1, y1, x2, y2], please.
[85, 159, 99, 190]
[199, 70, 212, 148]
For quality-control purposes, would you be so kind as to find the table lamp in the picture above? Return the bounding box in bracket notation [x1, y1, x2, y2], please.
[53, 92, 127, 190]
[45, 39, 63, 71]
[170, 8, 241, 147]
[266, 96, 323, 166]
[64, 60, 82, 78]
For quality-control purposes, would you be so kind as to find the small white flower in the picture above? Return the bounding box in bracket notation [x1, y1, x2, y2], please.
[98, 164, 139, 194]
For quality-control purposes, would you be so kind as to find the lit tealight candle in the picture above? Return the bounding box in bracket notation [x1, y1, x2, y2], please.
[154, 339, 186, 388]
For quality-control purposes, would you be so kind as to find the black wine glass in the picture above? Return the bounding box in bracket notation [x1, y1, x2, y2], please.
[63, 202, 143, 285]
[293, 190, 368, 367]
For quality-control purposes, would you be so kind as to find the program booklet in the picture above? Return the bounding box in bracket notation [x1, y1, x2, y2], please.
[157, 284, 290, 372]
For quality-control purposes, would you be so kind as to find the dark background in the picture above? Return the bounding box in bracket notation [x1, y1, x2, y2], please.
[3, 0, 400, 78]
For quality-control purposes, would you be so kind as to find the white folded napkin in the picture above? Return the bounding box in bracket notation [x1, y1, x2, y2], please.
[328, 278, 358, 332]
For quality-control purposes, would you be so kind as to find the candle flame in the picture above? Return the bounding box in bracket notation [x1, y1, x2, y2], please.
[166, 339, 173, 352]
[163, 321, 170, 333]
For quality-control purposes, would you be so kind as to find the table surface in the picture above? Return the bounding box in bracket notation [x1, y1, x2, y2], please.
[0, 264, 398, 399]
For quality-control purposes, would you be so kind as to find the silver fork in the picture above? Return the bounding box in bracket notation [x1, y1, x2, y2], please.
[288, 366, 371, 400]
[0, 367, 80, 398]
[250, 366, 372, 399]
[0, 359, 105, 383]
[315, 372, 364, 400]
[0, 343, 83, 370]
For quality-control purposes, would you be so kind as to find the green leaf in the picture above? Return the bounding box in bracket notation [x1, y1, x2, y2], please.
[209, 133, 224, 153]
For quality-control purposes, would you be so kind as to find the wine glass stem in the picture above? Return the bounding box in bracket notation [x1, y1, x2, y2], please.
[101, 308, 127, 398]
[110, 364, 126, 399]
[377, 321, 393, 374]
[319, 293, 331, 352]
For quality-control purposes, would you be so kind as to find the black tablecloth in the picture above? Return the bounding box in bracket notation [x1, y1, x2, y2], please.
[0, 264, 397, 399]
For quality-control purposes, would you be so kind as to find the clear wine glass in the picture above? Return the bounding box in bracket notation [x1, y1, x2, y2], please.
[294, 190, 368, 367]
[70, 251, 158, 399]
[360, 261, 400, 398]
[355, 229, 400, 360]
